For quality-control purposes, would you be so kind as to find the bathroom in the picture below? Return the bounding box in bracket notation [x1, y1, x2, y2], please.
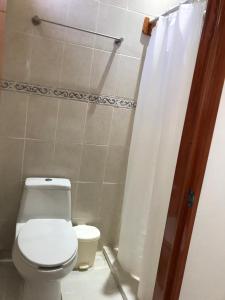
[0, 0, 225, 299]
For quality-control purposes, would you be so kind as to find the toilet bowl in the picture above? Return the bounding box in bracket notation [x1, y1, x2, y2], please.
[12, 178, 78, 300]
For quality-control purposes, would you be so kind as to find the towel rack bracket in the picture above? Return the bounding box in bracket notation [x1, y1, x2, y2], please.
[32, 15, 41, 26]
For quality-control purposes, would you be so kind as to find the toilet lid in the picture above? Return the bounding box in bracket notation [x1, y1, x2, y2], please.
[17, 219, 78, 267]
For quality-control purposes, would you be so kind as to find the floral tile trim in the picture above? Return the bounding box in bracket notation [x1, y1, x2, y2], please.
[0, 79, 136, 109]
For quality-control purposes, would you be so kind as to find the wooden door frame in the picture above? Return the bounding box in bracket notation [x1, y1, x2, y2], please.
[153, 0, 225, 299]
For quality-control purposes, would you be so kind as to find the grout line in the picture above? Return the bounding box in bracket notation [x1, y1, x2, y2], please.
[0, 136, 24, 140]
[93, 0, 100, 50]
[20, 94, 29, 182]
[114, 53, 121, 98]
[89, 0, 100, 91]
[0, 259, 13, 263]
[97, 1, 155, 18]
[118, 53, 141, 60]
[23, 95, 29, 140]
[81, 142, 108, 147]
[71, 180, 79, 222]
[6, 29, 143, 60]
[20, 136, 26, 182]
[102, 181, 123, 185]
[6, 22, 144, 61]
[107, 106, 114, 146]
[88, 46, 95, 92]
[58, 39, 66, 89]
[97, 106, 114, 221]
[54, 35, 66, 155]
[0, 136, 56, 141]
[0, 136, 129, 147]
[92, 1, 156, 19]
[28, 23, 35, 82]
[70, 180, 123, 186]
[53, 99, 60, 155]
[76, 101, 89, 182]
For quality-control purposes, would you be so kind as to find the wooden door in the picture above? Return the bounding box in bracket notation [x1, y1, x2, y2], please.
[153, 0, 225, 299]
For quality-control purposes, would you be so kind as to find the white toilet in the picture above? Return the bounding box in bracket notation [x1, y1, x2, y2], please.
[12, 177, 78, 300]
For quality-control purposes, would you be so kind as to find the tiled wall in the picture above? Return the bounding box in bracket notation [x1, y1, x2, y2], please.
[0, 89, 134, 252]
[0, 0, 7, 75]
[0, 0, 180, 255]
[3, 0, 149, 97]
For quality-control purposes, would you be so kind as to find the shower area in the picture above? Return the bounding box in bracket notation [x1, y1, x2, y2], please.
[0, 0, 207, 299]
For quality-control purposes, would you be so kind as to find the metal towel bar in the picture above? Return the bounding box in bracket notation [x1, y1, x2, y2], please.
[32, 15, 124, 45]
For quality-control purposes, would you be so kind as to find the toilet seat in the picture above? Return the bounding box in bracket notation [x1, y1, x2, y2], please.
[17, 219, 78, 267]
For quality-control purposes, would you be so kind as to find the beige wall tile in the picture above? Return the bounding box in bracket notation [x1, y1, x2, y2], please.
[30, 36, 63, 86]
[90, 49, 119, 96]
[6, 0, 34, 34]
[32, 0, 69, 41]
[56, 100, 87, 144]
[26, 95, 59, 140]
[84, 103, 113, 145]
[0, 0, 148, 251]
[127, 0, 152, 15]
[0, 91, 28, 138]
[0, 11, 5, 78]
[52, 142, 82, 181]
[110, 108, 134, 146]
[0, 137, 23, 183]
[71, 181, 77, 221]
[32, 0, 68, 23]
[65, 0, 99, 47]
[79, 145, 107, 182]
[61, 44, 93, 91]
[128, 0, 180, 16]
[33, 21, 65, 42]
[3, 31, 32, 81]
[0, 138, 23, 243]
[120, 10, 149, 58]
[0, 180, 22, 220]
[104, 146, 128, 183]
[3, 267, 24, 299]
[71, 182, 102, 223]
[116, 55, 141, 99]
[99, 183, 124, 247]
[95, 3, 125, 52]
[99, 0, 127, 8]
[0, 137, 22, 246]
[0, 219, 15, 250]
[23, 139, 54, 178]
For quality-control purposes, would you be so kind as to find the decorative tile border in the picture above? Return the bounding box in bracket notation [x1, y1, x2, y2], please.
[0, 79, 136, 109]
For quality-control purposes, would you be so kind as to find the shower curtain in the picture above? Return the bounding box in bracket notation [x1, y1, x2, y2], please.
[118, 2, 205, 299]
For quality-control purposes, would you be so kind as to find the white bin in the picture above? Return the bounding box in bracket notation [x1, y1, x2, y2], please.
[74, 225, 100, 270]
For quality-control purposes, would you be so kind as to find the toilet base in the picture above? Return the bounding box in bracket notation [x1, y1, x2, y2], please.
[23, 279, 61, 300]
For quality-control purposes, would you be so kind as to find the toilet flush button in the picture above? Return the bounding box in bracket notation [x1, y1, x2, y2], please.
[45, 178, 52, 181]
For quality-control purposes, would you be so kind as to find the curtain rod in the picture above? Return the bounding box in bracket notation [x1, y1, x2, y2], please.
[150, 0, 192, 23]
[142, 0, 206, 35]
[31, 15, 124, 45]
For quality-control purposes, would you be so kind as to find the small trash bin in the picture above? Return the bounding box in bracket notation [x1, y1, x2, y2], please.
[74, 225, 100, 270]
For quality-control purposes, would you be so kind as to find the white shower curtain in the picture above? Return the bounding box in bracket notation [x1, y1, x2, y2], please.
[118, 2, 205, 299]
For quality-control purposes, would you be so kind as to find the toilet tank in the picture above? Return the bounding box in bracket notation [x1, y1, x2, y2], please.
[17, 178, 72, 222]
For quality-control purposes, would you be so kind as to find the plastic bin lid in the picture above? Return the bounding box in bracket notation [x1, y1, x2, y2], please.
[74, 225, 100, 241]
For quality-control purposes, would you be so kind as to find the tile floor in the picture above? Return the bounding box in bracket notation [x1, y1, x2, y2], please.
[0, 252, 123, 300]
[103, 247, 138, 300]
